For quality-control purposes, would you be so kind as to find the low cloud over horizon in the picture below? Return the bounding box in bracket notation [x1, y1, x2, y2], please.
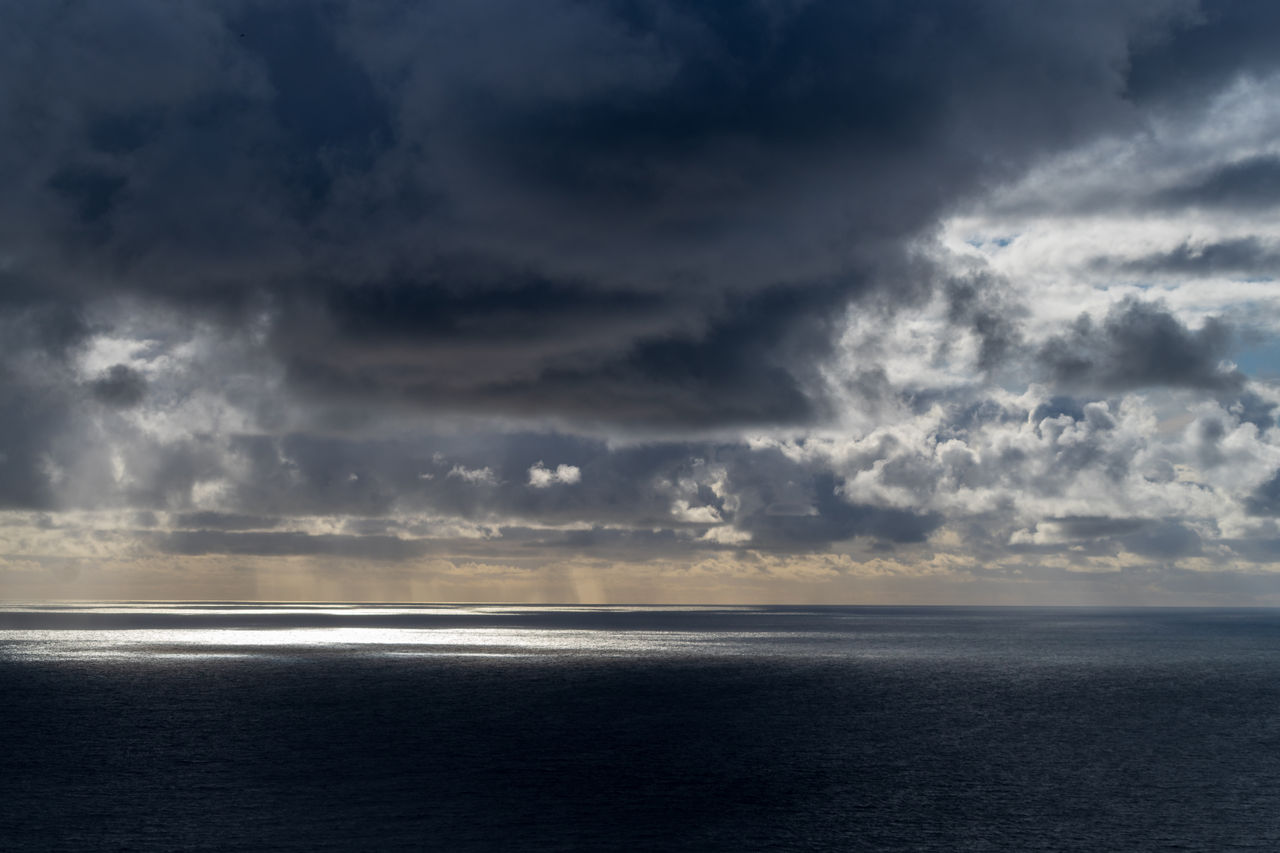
[3, 0, 1280, 604]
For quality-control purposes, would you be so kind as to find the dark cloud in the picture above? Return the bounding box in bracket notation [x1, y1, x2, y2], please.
[87, 364, 147, 407]
[276, 271, 835, 427]
[0, 306, 89, 509]
[171, 512, 281, 531]
[1154, 156, 1280, 210]
[1121, 520, 1203, 559]
[1195, 415, 1229, 468]
[233, 3, 393, 213]
[1105, 237, 1280, 277]
[47, 166, 130, 225]
[942, 273, 1027, 373]
[1125, 1, 1280, 104]
[1038, 299, 1242, 392]
[0, 301, 92, 358]
[736, 470, 942, 550]
[214, 430, 686, 530]
[1244, 469, 1280, 516]
[1221, 536, 1280, 563]
[1009, 517, 1203, 561]
[1, 0, 1220, 427]
[0, 378, 63, 510]
[1229, 391, 1279, 431]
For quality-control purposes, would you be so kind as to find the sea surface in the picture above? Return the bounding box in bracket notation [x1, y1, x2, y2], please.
[2, 604, 1279, 851]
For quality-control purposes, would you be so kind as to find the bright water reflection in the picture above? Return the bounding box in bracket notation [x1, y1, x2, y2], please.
[4, 603, 1279, 669]
[0, 626, 780, 662]
[0, 603, 799, 662]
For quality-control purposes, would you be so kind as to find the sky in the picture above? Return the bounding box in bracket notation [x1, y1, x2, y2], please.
[3, 0, 1280, 604]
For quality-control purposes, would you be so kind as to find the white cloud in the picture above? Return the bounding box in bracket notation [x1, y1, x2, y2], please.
[527, 462, 581, 487]
[671, 499, 722, 524]
[700, 525, 752, 545]
[447, 464, 497, 485]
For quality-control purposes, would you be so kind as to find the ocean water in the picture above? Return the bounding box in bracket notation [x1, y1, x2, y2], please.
[2, 604, 1279, 852]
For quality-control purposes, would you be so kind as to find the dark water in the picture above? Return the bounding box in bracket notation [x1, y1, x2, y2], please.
[2, 605, 1279, 851]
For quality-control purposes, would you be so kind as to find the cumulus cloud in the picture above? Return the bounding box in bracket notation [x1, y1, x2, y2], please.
[671, 500, 722, 525]
[528, 462, 581, 488]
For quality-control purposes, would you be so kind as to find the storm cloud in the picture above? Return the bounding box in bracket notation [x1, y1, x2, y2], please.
[2, 0, 1219, 425]
[3, 1, 1280, 603]
[1037, 299, 1242, 393]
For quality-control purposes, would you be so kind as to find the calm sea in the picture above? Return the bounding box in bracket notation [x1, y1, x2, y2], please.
[2, 604, 1278, 851]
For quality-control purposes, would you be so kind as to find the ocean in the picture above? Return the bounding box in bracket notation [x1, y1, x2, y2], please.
[2, 604, 1278, 851]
